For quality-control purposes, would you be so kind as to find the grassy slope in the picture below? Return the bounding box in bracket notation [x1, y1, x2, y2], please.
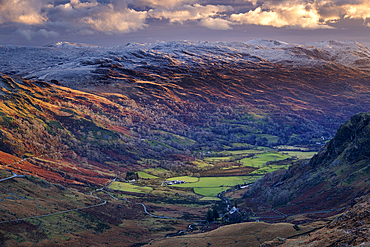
[144, 222, 317, 247]
[137, 171, 159, 179]
[109, 181, 153, 194]
[240, 152, 291, 167]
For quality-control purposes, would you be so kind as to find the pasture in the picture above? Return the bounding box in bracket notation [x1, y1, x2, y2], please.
[166, 176, 199, 183]
[109, 181, 153, 194]
[284, 151, 317, 159]
[170, 176, 262, 196]
[137, 171, 159, 179]
[240, 152, 291, 167]
[194, 187, 231, 197]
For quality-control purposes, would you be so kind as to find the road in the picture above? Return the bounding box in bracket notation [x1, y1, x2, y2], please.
[0, 151, 108, 225]
[0, 171, 26, 182]
[0, 200, 107, 225]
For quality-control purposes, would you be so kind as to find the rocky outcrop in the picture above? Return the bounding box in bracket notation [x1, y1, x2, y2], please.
[244, 112, 370, 215]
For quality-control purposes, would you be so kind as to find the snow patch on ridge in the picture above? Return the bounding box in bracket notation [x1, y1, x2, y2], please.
[0, 39, 369, 86]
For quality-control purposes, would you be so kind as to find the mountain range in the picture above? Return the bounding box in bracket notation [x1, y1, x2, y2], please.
[1, 39, 370, 246]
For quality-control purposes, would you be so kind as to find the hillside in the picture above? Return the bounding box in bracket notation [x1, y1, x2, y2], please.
[1, 40, 370, 246]
[244, 112, 370, 213]
[145, 112, 370, 247]
[2, 40, 370, 153]
[0, 73, 141, 185]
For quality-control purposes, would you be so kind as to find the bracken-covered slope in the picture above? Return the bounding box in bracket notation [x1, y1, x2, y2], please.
[149, 112, 370, 247]
[244, 112, 370, 218]
[281, 196, 370, 246]
[2, 40, 370, 141]
[2, 41, 370, 185]
[1, 40, 370, 246]
[0, 73, 162, 185]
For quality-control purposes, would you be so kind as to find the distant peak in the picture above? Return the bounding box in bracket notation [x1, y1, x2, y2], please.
[304, 40, 364, 48]
[43, 41, 99, 48]
[246, 39, 290, 47]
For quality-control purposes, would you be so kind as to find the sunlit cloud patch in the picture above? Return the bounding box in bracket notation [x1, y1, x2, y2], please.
[0, 0, 370, 40]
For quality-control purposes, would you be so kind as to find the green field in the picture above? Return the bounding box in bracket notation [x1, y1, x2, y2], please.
[166, 176, 199, 183]
[171, 176, 261, 189]
[283, 151, 317, 159]
[276, 145, 310, 151]
[255, 134, 280, 144]
[204, 156, 236, 162]
[199, 197, 221, 201]
[219, 149, 264, 155]
[250, 164, 290, 174]
[240, 152, 291, 167]
[194, 187, 231, 197]
[137, 171, 159, 179]
[231, 143, 253, 148]
[109, 181, 153, 194]
[143, 167, 169, 176]
[153, 130, 197, 146]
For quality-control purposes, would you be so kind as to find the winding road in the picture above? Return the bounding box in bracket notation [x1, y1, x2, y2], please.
[0, 151, 108, 225]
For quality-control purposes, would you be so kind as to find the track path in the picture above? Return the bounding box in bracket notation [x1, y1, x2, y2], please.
[0, 151, 108, 225]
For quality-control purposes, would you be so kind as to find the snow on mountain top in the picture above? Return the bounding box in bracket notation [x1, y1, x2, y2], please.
[44, 41, 100, 48]
[304, 40, 363, 49]
[0, 39, 369, 85]
[246, 39, 290, 48]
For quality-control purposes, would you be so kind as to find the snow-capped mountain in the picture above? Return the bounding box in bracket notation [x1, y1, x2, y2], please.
[0, 39, 369, 86]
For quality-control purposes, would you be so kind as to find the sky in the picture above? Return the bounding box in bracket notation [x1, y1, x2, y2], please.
[1, 0, 370, 46]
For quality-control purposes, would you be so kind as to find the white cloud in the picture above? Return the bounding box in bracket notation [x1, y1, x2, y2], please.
[229, 0, 370, 29]
[341, 3, 370, 20]
[77, 29, 95, 35]
[3, 0, 370, 38]
[69, 0, 99, 9]
[81, 7, 148, 33]
[0, 0, 48, 25]
[230, 3, 334, 29]
[15, 28, 59, 41]
[199, 17, 234, 30]
[148, 4, 234, 24]
[48, 0, 148, 34]
[133, 0, 197, 8]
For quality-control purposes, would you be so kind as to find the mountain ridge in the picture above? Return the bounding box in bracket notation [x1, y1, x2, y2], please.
[1, 39, 370, 85]
[243, 112, 370, 218]
[1, 39, 370, 246]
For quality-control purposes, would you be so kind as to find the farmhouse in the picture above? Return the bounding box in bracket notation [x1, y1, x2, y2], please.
[166, 180, 185, 185]
[224, 206, 242, 223]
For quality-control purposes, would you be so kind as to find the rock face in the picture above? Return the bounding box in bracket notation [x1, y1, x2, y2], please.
[310, 112, 370, 168]
[244, 112, 370, 216]
[243, 112, 370, 246]
[282, 198, 370, 246]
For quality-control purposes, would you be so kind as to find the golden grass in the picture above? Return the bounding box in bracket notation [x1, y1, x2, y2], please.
[144, 222, 313, 247]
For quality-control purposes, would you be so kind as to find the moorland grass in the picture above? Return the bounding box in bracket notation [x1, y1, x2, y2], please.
[204, 156, 235, 162]
[194, 187, 231, 197]
[199, 196, 222, 201]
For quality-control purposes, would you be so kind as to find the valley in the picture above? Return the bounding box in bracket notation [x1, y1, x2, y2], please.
[0, 145, 315, 246]
[0, 40, 370, 246]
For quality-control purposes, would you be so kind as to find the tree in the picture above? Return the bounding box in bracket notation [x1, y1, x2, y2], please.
[206, 209, 214, 223]
[126, 172, 139, 180]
